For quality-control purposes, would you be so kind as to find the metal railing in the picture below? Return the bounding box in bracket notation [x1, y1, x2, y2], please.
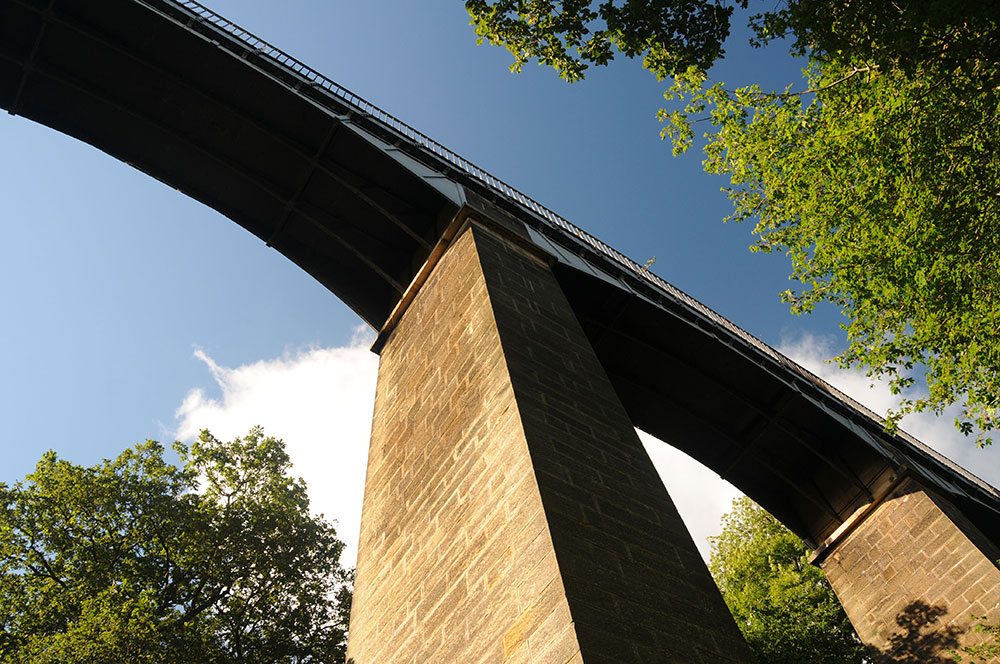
[165, 1, 788, 358]
[166, 8, 678, 288]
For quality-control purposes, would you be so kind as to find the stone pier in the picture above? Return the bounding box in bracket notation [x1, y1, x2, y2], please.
[346, 220, 752, 663]
[817, 476, 1000, 662]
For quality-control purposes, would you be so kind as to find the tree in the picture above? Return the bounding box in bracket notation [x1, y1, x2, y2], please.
[0, 427, 351, 664]
[709, 497, 865, 664]
[466, 0, 1000, 445]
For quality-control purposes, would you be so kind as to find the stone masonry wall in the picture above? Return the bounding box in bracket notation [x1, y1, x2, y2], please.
[821, 477, 1000, 662]
[347, 222, 752, 663]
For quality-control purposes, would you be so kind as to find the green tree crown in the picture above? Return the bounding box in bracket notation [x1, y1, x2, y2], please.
[709, 497, 865, 664]
[0, 427, 351, 664]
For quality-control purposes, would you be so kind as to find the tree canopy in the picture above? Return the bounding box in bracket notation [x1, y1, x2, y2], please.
[0, 428, 351, 664]
[709, 497, 865, 664]
[466, 0, 1000, 445]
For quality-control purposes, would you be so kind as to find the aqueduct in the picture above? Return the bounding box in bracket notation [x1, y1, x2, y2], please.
[2, 0, 998, 660]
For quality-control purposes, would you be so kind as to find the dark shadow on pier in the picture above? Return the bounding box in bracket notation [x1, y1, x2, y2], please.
[867, 600, 964, 664]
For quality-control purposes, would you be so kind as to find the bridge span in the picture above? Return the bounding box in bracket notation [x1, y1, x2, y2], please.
[2, 1, 998, 661]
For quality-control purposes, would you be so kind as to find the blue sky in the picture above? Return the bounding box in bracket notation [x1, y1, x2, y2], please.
[2, 0, 997, 564]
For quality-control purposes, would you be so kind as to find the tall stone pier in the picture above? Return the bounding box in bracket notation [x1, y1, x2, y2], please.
[816, 476, 1000, 662]
[347, 220, 753, 663]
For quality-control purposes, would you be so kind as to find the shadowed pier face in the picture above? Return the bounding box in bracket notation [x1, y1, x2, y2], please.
[0, 0, 998, 660]
[349, 221, 753, 663]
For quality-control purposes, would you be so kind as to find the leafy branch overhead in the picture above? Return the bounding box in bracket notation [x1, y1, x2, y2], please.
[466, 0, 1000, 446]
[466, 0, 741, 82]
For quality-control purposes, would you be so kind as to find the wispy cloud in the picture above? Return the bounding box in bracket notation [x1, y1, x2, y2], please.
[640, 331, 1000, 564]
[174, 329, 738, 565]
[173, 327, 998, 572]
[778, 331, 1000, 488]
[175, 327, 379, 567]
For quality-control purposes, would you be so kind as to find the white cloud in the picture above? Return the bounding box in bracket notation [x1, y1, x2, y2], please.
[173, 327, 998, 574]
[174, 329, 737, 565]
[778, 331, 1000, 489]
[639, 330, 1000, 565]
[175, 327, 379, 568]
